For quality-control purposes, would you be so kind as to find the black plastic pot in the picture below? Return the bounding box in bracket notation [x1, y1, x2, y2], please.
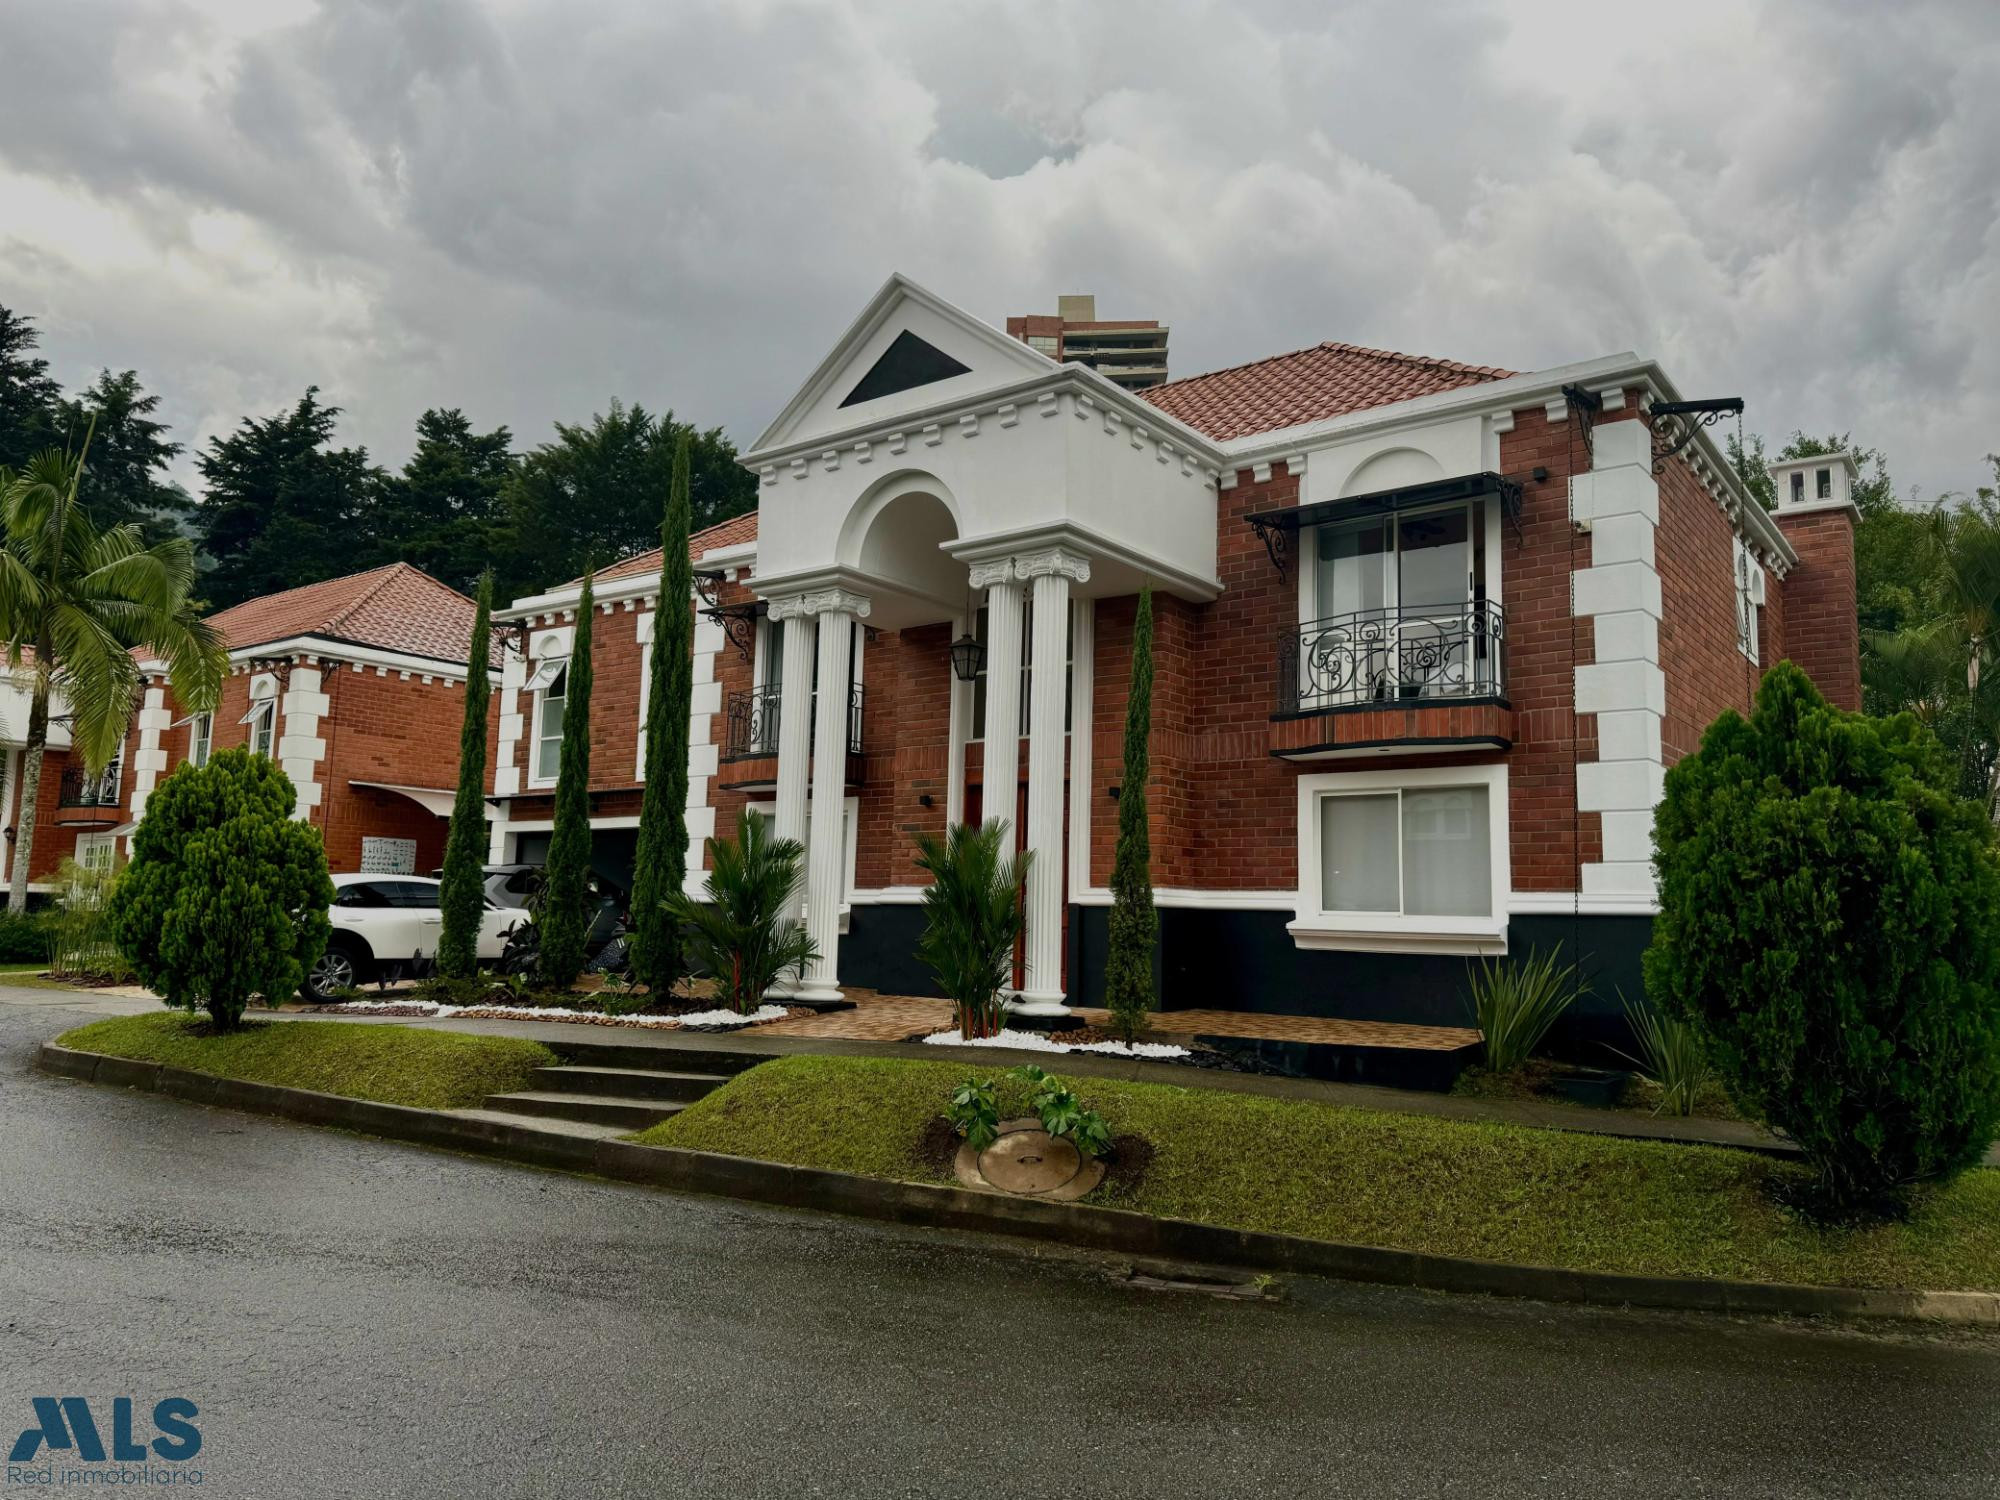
[1549, 1068, 1631, 1109]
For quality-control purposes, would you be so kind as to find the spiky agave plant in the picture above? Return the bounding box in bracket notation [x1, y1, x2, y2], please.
[1466, 947, 1583, 1073]
[911, 818, 1031, 1040]
[664, 809, 817, 1014]
[1615, 994, 1714, 1117]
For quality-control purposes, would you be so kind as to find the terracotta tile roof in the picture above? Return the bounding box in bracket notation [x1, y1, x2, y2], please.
[1139, 341, 1516, 443]
[588, 509, 760, 586]
[206, 563, 482, 665]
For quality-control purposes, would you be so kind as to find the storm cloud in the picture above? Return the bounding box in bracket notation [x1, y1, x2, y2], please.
[3, 0, 1995, 499]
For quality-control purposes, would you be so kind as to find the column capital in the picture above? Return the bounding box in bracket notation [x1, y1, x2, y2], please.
[967, 558, 1016, 591]
[769, 587, 872, 621]
[1014, 547, 1091, 585]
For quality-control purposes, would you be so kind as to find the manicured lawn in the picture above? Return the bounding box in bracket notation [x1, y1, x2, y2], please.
[58, 1012, 555, 1111]
[637, 1055, 2000, 1292]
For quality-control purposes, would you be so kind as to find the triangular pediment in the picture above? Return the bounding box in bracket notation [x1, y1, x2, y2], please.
[749, 273, 1058, 456]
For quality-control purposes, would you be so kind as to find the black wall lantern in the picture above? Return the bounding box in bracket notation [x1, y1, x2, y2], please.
[948, 630, 985, 683]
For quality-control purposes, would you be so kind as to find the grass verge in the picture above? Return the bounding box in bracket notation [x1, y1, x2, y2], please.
[58, 1012, 555, 1111]
[636, 1054, 2000, 1292]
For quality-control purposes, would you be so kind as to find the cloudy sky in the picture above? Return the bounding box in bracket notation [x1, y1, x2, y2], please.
[3, 0, 1996, 499]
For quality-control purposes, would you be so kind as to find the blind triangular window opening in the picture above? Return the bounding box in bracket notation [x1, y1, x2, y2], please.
[839, 330, 972, 408]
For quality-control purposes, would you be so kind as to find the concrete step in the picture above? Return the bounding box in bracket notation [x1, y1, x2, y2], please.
[447, 1108, 633, 1142]
[481, 1091, 688, 1131]
[530, 1065, 728, 1103]
[544, 1037, 772, 1074]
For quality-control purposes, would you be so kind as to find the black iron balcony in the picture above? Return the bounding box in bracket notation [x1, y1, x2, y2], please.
[723, 685, 863, 760]
[1277, 601, 1505, 716]
[58, 759, 123, 809]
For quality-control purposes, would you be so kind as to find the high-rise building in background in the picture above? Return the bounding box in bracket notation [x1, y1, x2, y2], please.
[1006, 294, 1168, 390]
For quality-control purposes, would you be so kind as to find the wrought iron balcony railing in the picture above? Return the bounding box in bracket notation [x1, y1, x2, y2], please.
[1277, 601, 1505, 715]
[723, 685, 864, 761]
[58, 759, 123, 810]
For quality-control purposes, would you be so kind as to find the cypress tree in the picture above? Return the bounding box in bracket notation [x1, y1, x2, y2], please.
[1105, 585, 1158, 1042]
[538, 570, 596, 988]
[436, 573, 493, 980]
[629, 432, 694, 994]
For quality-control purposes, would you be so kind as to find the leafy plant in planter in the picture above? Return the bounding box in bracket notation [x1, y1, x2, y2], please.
[946, 1077, 1000, 1151]
[912, 818, 1031, 1040]
[1466, 947, 1583, 1073]
[664, 809, 818, 1014]
[945, 1067, 1114, 1159]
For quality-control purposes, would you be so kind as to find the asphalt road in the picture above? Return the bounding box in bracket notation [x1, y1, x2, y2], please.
[3, 989, 1998, 1499]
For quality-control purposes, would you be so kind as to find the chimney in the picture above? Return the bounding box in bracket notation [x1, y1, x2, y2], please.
[1769, 452, 1861, 711]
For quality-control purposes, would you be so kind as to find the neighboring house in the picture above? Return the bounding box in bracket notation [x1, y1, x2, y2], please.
[39, 563, 495, 885]
[490, 272, 1856, 1035]
[0, 656, 78, 898]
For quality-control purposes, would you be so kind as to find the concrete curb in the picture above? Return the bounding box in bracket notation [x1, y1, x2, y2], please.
[37, 1041, 2000, 1328]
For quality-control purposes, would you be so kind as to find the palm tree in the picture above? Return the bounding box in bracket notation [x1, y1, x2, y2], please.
[0, 425, 225, 908]
[664, 810, 818, 1014]
[912, 819, 1031, 1040]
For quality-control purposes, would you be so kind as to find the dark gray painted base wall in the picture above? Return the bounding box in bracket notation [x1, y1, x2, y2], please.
[837, 901, 1651, 1060]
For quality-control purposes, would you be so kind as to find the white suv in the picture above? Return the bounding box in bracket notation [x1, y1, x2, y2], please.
[302, 874, 518, 1001]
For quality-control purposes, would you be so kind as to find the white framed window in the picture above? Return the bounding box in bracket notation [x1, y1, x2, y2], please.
[970, 600, 1074, 740]
[74, 832, 117, 877]
[1292, 762, 1509, 954]
[241, 685, 278, 759]
[1734, 536, 1764, 664]
[531, 664, 567, 784]
[188, 712, 213, 768]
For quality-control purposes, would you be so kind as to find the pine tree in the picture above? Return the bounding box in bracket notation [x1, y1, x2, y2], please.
[630, 432, 694, 994]
[1105, 586, 1157, 1042]
[436, 573, 494, 981]
[537, 570, 597, 988]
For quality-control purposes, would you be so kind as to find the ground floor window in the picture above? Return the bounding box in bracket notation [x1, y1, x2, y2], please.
[74, 832, 117, 877]
[1292, 763, 1508, 953]
[744, 797, 858, 913]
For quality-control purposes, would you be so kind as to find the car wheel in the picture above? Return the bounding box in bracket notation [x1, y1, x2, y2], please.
[302, 940, 372, 1003]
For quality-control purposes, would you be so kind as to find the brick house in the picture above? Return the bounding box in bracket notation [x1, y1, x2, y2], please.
[27, 563, 493, 887]
[485, 274, 1858, 1034]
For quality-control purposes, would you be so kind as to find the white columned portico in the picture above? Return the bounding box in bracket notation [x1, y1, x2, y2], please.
[768, 595, 816, 852]
[797, 587, 869, 1002]
[972, 558, 1024, 826]
[1015, 548, 1090, 1011]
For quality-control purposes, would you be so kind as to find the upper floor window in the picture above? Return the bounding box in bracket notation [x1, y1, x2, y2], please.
[1790, 471, 1806, 505]
[1816, 467, 1832, 500]
[188, 712, 213, 768]
[533, 664, 567, 782]
[244, 697, 276, 758]
[1734, 537, 1764, 664]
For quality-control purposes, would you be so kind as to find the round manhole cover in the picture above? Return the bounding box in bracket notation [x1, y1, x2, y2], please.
[980, 1130, 1083, 1194]
[953, 1118, 1108, 1201]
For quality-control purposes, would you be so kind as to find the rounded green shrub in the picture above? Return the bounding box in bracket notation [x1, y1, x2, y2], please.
[107, 748, 335, 1030]
[1644, 662, 2000, 1211]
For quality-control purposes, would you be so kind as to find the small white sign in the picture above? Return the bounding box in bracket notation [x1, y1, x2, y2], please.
[359, 837, 418, 875]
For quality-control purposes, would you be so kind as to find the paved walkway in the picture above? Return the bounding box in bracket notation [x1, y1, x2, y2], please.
[759, 991, 1480, 1050]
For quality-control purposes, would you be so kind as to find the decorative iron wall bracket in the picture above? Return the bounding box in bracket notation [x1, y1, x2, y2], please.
[1246, 512, 1295, 583]
[1647, 397, 1744, 475]
[701, 603, 761, 663]
[693, 570, 725, 609]
[1559, 384, 1604, 464]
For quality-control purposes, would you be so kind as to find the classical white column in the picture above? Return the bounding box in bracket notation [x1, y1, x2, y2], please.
[1015, 549, 1090, 1011]
[768, 596, 816, 853]
[972, 559, 1024, 829]
[798, 588, 868, 1002]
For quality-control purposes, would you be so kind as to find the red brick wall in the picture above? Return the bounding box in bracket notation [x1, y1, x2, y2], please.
[1774, 508, 1860, 710]
[1657, 450, 1761, 765]
[102, 657, 496, 878]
